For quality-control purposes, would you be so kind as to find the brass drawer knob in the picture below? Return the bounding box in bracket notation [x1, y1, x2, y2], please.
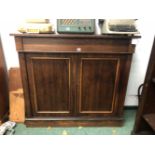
[76, 47, 82, 52]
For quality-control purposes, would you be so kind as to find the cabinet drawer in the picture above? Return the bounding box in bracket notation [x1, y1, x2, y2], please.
[20, 37, 132, 53]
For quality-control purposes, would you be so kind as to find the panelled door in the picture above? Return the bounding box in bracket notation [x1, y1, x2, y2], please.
[76, 54, 122, 116]
[26, 53, 75, 117]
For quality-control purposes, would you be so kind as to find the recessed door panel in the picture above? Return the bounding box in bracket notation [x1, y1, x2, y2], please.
[79, 58, 120, 115]
[26, 55, 72, 116]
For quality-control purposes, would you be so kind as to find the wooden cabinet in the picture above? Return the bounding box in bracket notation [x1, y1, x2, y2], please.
[0, 35, 9, 124]
[12, 34, 139, 127]
[133, 37, 155, 134]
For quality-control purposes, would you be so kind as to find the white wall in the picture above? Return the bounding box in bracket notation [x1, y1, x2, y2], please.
[0, 0, 155, 106]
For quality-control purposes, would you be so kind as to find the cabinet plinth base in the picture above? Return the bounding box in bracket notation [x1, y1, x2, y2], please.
[25, 117, 124, 127]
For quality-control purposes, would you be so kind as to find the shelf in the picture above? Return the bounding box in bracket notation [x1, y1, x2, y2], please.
[143, 114, 155, 131]
[10, 33, 141, 39]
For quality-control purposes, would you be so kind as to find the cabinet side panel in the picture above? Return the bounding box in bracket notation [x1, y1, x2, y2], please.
[116, 55, 133, 116]
[18, 53, 32, 117]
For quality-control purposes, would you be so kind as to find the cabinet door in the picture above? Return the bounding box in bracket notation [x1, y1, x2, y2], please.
[76, 55, 123, 116]
[26, 54, 74, 117]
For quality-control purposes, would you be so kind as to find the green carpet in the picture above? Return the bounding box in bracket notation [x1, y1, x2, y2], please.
[13, 109, 136, 135]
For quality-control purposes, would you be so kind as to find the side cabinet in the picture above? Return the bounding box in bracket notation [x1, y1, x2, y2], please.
[133, 37, 155, 134]
[12, 34, 140, 127]
[0, 35, 9, 124]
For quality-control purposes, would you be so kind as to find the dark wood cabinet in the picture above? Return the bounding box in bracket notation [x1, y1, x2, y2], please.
[0, 35, 9, 124]
[12, 33, 139, 126]
[133, 37, 155, 134]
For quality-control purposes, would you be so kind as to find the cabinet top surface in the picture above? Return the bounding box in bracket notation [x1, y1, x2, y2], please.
[10, 33, 141, 39]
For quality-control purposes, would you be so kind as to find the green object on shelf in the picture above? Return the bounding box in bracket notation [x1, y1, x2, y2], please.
[57, 19, 95, 34]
